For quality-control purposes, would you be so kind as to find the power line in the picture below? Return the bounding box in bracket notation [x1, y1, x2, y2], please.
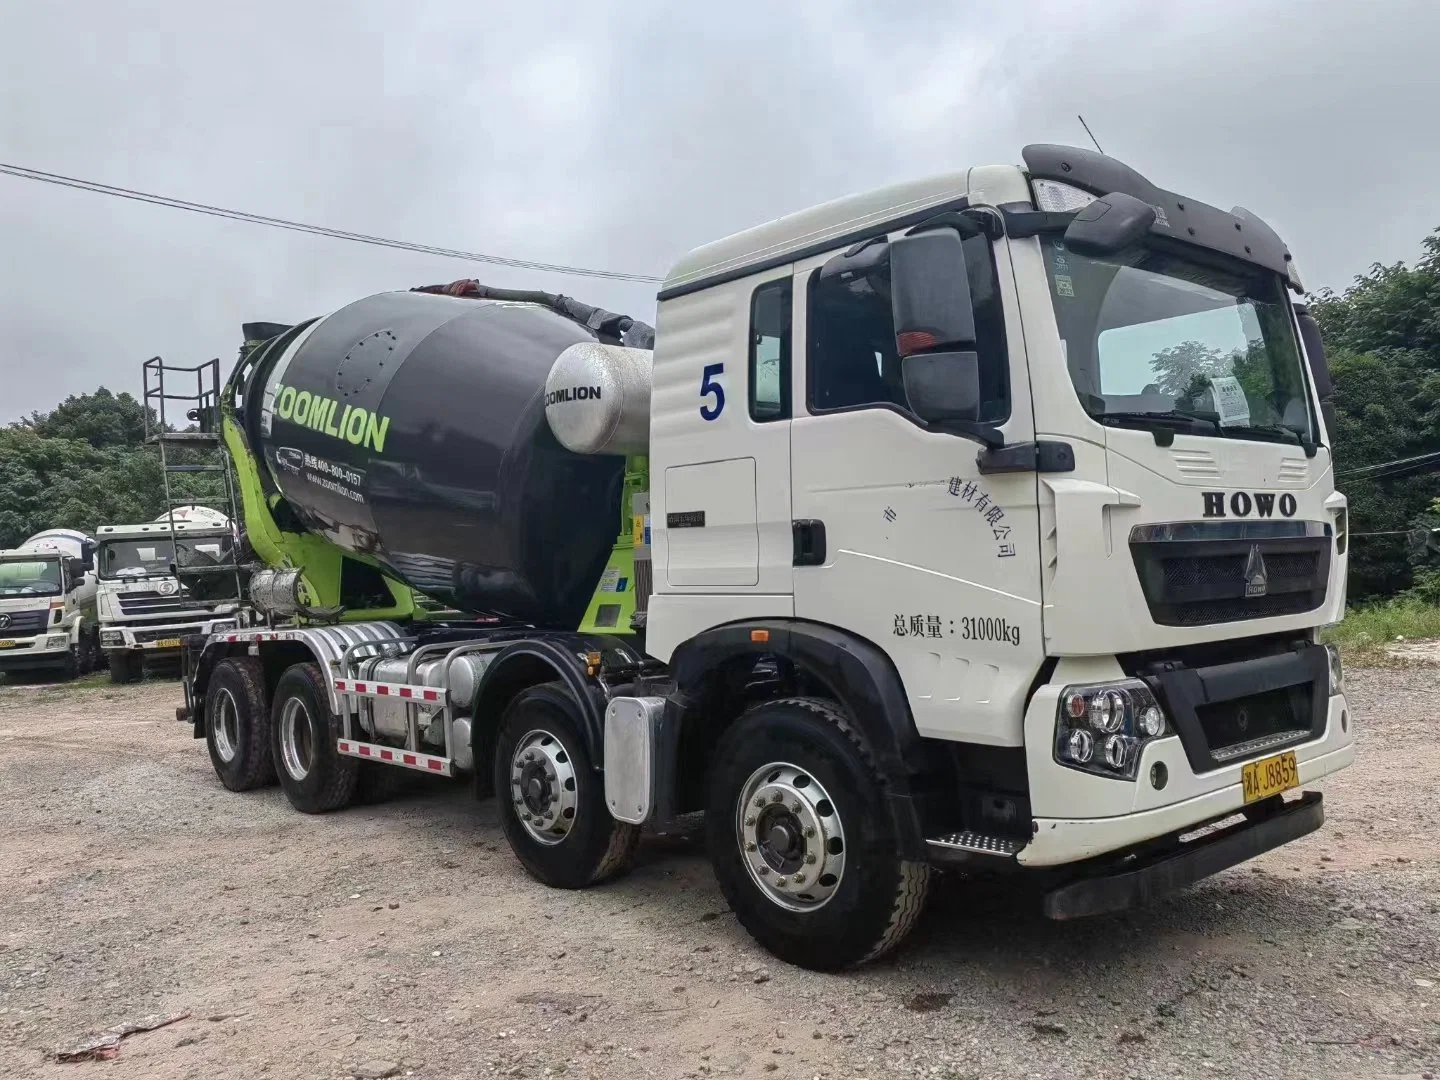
[1338, 450, 1440, 482]
[0, 161, 664, 285]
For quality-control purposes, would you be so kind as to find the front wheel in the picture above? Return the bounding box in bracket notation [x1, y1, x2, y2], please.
[493, 682, 639, 888]
[705, 697, 932, 971]
[271, 662, 358, 813]
[108, 651, 141, 684]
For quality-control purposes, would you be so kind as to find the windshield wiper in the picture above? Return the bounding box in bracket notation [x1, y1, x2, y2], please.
[1098, 410, 1221, 445]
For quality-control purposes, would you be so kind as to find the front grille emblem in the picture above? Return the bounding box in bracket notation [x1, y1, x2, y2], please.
[0, 614, 10, 629]
[1244, 544, 1269, 598]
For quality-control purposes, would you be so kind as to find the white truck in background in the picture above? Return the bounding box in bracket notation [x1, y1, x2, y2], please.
[96, 510, 242, 683]
[0, 529, 100, 679]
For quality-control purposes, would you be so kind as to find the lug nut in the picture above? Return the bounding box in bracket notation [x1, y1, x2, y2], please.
[805, 853, 817, 864]
[745, 841, 757, 852]
[790, 801, 801, 814]
[771, 792, 783, 804]
[525, 751, 536, 762]
[803, 826, 816, 838]
[775, 876, 788, 886]
[745, 816, 756, 827]
[792, 874, 805, 885]
[755, 797, 766, 809]
[758, 866, 769, 875]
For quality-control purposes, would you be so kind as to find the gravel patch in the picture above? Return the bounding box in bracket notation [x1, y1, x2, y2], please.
[0, 669, 1437, 1079]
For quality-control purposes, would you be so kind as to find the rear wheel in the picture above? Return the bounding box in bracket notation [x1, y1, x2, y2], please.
[271, 662, 358, 813]
[58, 642, 79, 681]
[705, 697, 932, 971]
[108, 651, 141, 684]
[493, 682, 639, 888]
[205, 657, 274, 791]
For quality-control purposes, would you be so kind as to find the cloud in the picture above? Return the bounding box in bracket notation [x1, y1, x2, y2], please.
[2, 0, 1436, 419]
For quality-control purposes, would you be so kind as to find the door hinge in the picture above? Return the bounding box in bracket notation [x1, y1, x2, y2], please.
[792, 520, 826, 566]
[978, 440, 1076, 475]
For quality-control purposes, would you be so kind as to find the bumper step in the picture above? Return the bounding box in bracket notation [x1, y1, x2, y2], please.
[1043, 791, 1324, 920]
[926, 830, 1025, 861]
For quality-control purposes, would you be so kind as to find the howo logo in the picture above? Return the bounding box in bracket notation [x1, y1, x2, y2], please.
[545, 386, 602, 406]
[1202, 491, 1298, 519]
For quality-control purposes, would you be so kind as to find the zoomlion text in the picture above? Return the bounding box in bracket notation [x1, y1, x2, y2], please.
[271, 383, 390, 453]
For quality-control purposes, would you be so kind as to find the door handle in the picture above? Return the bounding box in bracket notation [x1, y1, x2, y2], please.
[792, 519, 826, 567]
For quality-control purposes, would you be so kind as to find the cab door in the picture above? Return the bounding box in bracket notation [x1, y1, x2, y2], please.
[788, 229, 1044, 748]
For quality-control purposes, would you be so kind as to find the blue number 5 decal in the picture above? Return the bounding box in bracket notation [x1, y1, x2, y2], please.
[699, 363, 725, 421]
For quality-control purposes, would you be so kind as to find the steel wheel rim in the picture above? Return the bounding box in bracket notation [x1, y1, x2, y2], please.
[736, 761, 846, 912]
[509, 728, 578, 846]
[213, 687, 240, 763]
[279, 697, 314, 781]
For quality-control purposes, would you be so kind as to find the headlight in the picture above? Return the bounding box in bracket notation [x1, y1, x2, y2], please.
[46, 635, 69, 649]
[1324, 644, 1343, 695]
[1031, 178, 1098, 213]
[209, 621, 235, 635]
[1054, 679, 1169, 781]
[100, 630, 123, 646]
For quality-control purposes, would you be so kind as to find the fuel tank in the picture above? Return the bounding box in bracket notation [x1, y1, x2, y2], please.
[249, 290, 628, 628]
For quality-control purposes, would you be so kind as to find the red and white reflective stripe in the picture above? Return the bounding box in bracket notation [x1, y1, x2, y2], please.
[333, 677, 443, 703]
[336, 739, 451, 776]
[221, 630, 298, 643]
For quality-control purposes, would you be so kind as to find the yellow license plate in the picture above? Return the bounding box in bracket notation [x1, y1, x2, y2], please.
[0, 640, 16, 649]
[1242, 750, 1299, 804]
[153, 638, 183, 649]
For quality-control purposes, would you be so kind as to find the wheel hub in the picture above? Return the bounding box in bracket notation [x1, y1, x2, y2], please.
[510, 729, 578, 846]
[737, 762, 846, 912]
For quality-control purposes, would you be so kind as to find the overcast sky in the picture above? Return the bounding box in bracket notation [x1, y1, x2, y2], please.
[2, 0, 1437, 421]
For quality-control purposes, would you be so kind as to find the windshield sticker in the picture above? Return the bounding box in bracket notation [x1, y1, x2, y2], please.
[1054, 275, 1074, 298]
[947, 478, 1017, 557]
[1209, 375, 1251, 427]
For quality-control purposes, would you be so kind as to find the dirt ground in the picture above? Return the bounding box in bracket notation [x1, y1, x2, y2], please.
[1, 669, 1438, 1080]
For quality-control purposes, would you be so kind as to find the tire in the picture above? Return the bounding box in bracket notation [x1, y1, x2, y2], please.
[58, 643, 79, 681]
[493, 682, 639, 889]
[705, 697, 933, 971]
[271, 661, 358, 813]
[80, 633, 98, 675]
[205, 657, 274, 791]
[108, 652, 141, 684]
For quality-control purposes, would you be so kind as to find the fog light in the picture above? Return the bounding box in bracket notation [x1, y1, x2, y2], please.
[1066, 729, 1094, 764]
[1138, 705, 1165, 738]
[1103, 735, 1130, 770]
[100, 630, 123, 647]
[46, 635, 69, 649]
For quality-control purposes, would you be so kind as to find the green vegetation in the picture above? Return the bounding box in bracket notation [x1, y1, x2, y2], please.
[0, 388, 226, 548]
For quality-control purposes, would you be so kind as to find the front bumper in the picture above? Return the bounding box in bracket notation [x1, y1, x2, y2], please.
[102, 619, 234, 653]
[1020, 635, 1352, 867]
[0, 638, 72, 670]
[1043, 790, 1325, 919]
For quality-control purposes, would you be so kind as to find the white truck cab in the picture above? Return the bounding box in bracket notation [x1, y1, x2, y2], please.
[95, 517, 241, 682]
[0, 530, 100, 679]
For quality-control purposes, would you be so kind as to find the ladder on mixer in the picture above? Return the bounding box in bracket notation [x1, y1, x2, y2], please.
[141, 356, 244, 605]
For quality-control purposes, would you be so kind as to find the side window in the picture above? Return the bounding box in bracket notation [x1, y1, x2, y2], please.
[749, 279, 792, 421]
[807, 231, 1010, 424]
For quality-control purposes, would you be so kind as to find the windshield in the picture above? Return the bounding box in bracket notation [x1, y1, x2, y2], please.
[1042, 237, 1314, 443]
[0, 558, 62, 597]
[98, 534, 234, 580]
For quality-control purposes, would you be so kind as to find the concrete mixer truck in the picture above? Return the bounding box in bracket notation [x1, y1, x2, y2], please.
[173, 144, 1353, 970]
[0, 529, 100, 679]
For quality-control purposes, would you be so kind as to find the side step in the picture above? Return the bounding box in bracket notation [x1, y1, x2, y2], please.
[925, 830, 1026, 862]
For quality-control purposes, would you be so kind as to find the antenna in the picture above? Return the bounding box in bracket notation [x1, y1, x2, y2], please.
[1077, 115, 1104, 155]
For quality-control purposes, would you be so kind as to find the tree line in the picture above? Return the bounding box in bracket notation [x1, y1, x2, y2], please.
[0, 388, 229, 547]
[4, 228, 1440, 599]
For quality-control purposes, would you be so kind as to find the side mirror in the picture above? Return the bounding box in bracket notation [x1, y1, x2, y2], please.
[1293, 304, 1333, 399]
[80, 540, 95, 571]
[1063, 191, 1156, 256]
[889, 230, 975, 355]
[65, 557, 85, 587]
[902, 350, 981, 425]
